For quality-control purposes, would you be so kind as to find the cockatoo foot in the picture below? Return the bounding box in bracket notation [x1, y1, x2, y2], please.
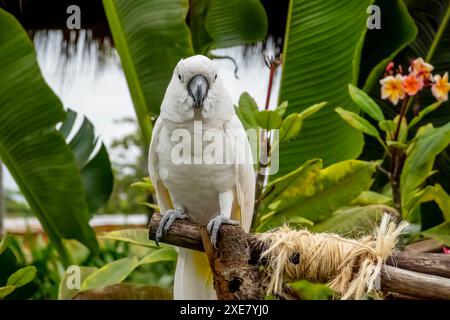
[155, 209, 187, 246]
[206, 214, 239, 248]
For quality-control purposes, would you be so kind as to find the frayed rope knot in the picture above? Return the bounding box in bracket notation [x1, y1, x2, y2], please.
[257, 214, 408, 300]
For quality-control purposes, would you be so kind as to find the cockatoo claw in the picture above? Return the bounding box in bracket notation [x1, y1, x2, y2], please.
[155, 209, 187, 246]
[206, 214, 239, 248]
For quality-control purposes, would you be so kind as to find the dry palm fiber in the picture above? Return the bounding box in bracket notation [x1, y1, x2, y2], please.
[258, 214, 408, 299]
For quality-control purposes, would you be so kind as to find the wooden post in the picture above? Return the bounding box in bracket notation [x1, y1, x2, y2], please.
[149, 213, 450, 300]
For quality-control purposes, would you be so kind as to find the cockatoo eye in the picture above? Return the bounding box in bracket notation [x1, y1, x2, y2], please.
[214, 74, 217, 80]
[178, 74, 182, 80]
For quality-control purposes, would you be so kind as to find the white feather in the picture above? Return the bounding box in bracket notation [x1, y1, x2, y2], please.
[148, 55, 255, 299]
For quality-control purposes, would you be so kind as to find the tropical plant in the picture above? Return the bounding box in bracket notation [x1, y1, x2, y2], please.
[335, 64, 450, 242]
[58, 229, 176, 300]
[0, 9, 114, 265]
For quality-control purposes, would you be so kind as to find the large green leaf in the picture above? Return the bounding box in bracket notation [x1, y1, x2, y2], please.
[139, 247, 177, 265]
[81, 257, 140, 291]
[360, 0, 417, 91]
[60, 109, 113, 214]
[99, 228, 160, 249]
[205, 0, 268, 49]
[58, 266, 97, 300]
[258, 160, 378, 230]
[189, 0, 214, 54]
[277, 0, 376, 176]
[311, 204, 391, 236]
[103, 0, 194, 145]
[0, 9, 98, 263]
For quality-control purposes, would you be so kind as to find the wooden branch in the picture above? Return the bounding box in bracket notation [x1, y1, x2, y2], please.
[381, 265, 450, 300]
[404, 238, 444, 253]
[388, 251, 450, 278]
[149, 213, 450, 300]
[200, 227, 262, 299]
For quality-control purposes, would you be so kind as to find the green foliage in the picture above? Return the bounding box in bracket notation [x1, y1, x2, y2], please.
[276, 0, 376, 176]
[234, 92, 260, 130]
[234, 92, 326, 145]
[288, 280, 335, 300]
[422, 221, 450, 246]
[59, 242, 177, 299]
[100, 229, 159, 249]
[401, 123, 450, 207]
[360, 0, 418, 91]
[103, 0, 268, 145]
[59, 109, 114, 216]
[348, 85, 385, 122]
[335, 107, 385, 148]
[81, 257, 140, 291]
[0, 9, 98, 262]
[58, 266, 97, 300]
[0, 266, 36, 299]
[102, 0, 193, 144]
[205, 0, 268, 49]
[255, 111, 283, 130]
[257, 159, 378, 231]
[311, 205, 389, 236]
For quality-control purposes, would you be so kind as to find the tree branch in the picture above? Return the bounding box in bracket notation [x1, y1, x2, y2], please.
[149, 213, 450, 300]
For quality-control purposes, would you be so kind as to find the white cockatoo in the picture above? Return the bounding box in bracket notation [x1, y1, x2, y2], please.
[148, 55, 255, 299]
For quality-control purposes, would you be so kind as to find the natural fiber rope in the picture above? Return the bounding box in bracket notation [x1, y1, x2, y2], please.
[257, 214, 408, 299]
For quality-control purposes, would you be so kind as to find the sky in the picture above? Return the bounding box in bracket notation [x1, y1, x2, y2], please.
[3, 31, 280, 191]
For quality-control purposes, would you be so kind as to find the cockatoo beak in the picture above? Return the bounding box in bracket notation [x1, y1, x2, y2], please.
[188, 75, 209, 109]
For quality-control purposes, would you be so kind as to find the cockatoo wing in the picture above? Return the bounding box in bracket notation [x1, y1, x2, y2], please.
[148, 117, 173, 214]
[226, 115, 255, 232]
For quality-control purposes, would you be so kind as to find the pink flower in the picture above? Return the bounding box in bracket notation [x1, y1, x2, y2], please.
[403, 73, 424, 96]
[410, 58, 434, 79]
[380, 74, 405, 105]
[431, 72, 450, 101]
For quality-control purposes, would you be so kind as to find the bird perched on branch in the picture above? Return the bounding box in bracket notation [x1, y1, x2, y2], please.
[148, 55, 255, 299]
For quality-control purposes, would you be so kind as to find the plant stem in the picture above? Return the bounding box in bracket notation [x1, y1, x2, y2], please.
[264, 64, 277, 111]
[252, 57, 280, 231]
[390, 97, 410, 219]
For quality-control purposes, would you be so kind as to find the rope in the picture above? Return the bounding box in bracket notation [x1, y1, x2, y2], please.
[257, 214, 408, 299]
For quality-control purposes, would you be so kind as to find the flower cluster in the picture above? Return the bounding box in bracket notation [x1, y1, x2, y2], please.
[380, 58, 450, 105]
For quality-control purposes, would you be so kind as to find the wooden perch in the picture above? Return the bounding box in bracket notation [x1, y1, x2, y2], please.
[149, 213, 450, 300]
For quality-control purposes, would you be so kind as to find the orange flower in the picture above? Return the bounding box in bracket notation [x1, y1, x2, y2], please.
[410, 58, 434, 79]
[403, 73, 424, 96]
[380, 74, 405, 105]
[432, 72, 450, 101]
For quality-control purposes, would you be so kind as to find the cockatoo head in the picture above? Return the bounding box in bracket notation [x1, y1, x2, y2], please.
[160, 55, 234, 122]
